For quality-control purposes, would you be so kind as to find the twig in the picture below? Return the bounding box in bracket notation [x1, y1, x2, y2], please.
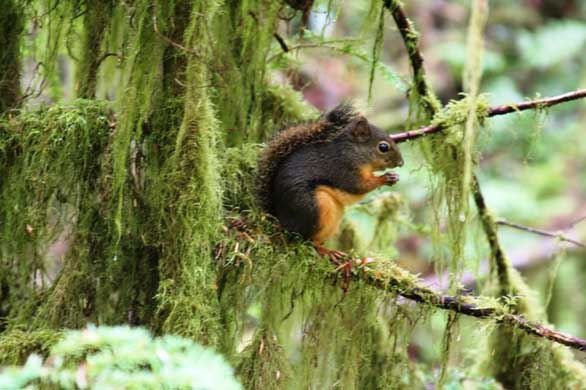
[95, 52, 122, 67]
[569, 215, 586, 229]
[496, 219, 586, 249]
[266, 38, 362, 62]
[152, 15, 198, 56]
[391, 89, 586, 143]
[383, 0, 436, 117]
[472, 178, 512, 294]
[273, 33, 289, 53]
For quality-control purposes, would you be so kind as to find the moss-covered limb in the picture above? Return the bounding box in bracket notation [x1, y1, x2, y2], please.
[0, 0, 25, 113]
[219, 204, 586, 354]
[391, 88, 586, 143]
[351, 257, 586, 353]
[152, 1, 224, 343]
[471, 177, 512, 296]
[211, 1, 283, 144]
[382, 0, 440, 118]
[75, 0, 114, 98]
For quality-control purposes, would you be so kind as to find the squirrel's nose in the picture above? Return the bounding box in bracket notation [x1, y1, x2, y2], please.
[397, 158, 404, 167]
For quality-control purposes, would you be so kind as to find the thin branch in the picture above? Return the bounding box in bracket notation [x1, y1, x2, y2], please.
[391, 89, 586, 143]
[266, 38, 362, 62]
[472, 178, 512, 294]
[496, 219, 586, 249]
[569, 215, 586, 229]
[273, 32, 289, 53]
[383, 0, 436, 117]
[152, 15, 198, 56]
[95, 52, 122, 68]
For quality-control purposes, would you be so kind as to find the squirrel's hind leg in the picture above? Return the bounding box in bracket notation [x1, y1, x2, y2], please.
[312, 187, 346, 243]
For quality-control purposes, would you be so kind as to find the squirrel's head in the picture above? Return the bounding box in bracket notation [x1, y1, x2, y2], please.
[325, 105, 404, 171]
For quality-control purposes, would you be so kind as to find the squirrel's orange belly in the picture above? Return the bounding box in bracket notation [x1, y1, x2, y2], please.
[312, 185, 366, 243]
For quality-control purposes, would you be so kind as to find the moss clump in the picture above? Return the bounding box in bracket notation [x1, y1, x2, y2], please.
[0, 329, 62, 366]
[418, 96, 490, 279]
[0, 326, 242, 390]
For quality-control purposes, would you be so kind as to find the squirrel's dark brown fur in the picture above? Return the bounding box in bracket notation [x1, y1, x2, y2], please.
[257, 104, 403, 243]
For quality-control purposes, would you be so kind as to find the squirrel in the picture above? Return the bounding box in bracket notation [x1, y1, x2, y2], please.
[257, 103, 404, 246]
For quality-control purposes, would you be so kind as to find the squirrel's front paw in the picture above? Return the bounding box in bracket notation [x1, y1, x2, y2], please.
[382, 171, 399, 186]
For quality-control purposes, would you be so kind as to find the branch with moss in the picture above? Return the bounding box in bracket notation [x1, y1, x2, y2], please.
[349, 258, 586, 352]
[471, 178, 513, 295]
[383, 0, 437, 117]
[383, 0, 513, 297]
[390, 89, 586, 143]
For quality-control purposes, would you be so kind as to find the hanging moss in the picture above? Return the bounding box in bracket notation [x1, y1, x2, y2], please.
[461, 0, 488, 213]
[211, 0, 283, 144]
[0, 100, 113, 329]
[417, 96, 490, 278]
[0, 0, 25, 113]
[76, 0, 115, 98]
[150, 0, 224, 344]
[3, 1, 586, 388]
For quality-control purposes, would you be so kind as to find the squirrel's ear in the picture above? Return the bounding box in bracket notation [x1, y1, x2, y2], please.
[350, 118, 371, 142]
[325, 103, 355, 125]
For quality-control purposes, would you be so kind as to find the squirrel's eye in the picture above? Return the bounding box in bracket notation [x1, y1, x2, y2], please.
[378, 141, 390, 153]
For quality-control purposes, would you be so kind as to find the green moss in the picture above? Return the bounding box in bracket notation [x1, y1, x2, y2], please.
[0, 329, 62, 366]
[0, 326, 242, 390]
[148, 0, 223, 345]
[0, 0, 24, 113]
[76, 0, 115, 98]
[0, 100, 113, 327]
[418, 96, 490, 279]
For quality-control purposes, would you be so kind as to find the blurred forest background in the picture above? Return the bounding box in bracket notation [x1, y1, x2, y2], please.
[1, 0, 586, 389]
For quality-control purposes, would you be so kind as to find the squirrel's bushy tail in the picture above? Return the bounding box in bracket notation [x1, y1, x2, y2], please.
[256, 103, 358, 214]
